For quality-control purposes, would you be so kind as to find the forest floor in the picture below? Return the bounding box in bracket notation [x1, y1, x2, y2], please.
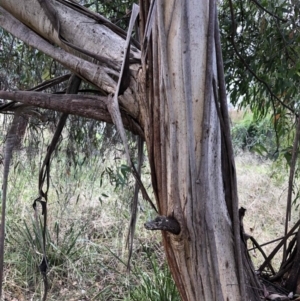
[1, 150, 296, 300]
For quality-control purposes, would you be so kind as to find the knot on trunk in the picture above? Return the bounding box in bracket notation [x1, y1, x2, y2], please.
[144, 215, 181, 235]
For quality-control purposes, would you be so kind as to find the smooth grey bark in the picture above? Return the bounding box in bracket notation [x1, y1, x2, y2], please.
[138, 1, 242, 299]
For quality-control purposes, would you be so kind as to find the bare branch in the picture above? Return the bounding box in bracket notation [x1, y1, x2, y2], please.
[28, 74, 71, 91]
[0, 91, 144, 137]
[1, 0, 140, 63]
[0, 7, 117, 93]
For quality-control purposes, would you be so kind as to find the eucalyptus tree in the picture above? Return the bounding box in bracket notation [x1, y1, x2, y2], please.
[0, 1, 265, 300]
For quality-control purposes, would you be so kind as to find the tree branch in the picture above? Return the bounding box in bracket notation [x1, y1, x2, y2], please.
[55, 0, 140, 50]
[0, 7, 117, 94]
[0, 91, 144, 137]
[250, 0, 288, 22]
[28, 74, 71, 91]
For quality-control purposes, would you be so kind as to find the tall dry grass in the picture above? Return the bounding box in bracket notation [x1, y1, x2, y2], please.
[236, 152, 297, 270]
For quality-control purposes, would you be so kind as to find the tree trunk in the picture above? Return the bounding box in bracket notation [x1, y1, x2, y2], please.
[0, 1, 261, 300]
[138, 1, 255, 300]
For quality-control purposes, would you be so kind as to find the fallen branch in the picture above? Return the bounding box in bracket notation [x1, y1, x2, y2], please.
[259, 219, 300, 272]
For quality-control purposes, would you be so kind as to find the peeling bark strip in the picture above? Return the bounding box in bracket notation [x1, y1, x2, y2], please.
[106, 3, 157, 268]
[106, 4, 157, 214]
[126, 137, 144, 270]
[144, 216, 181, 235]
[36, 74, 82, 301]
[283, 115, 300, 261]
[215, 11, 262, 299]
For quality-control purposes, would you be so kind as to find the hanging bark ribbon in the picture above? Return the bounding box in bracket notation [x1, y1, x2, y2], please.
[33, 74, 81, 301]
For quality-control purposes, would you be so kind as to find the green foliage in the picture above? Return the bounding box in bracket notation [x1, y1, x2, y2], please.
[101, 164, 131, 191]
[0, 28, 66, 90]
[219, 0, 300, 192]
[220, 0, 300, 111]
[0, 129, 158, 299]
[231, 112, 277, 158]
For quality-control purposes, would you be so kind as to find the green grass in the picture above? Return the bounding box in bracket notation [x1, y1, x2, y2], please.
[1, 144, 177, 300]
[0, 118, 296, 300]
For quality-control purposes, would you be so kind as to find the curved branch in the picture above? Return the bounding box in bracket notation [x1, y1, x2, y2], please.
[250, 0, 288, 23]
[0, 91, 144, 137]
